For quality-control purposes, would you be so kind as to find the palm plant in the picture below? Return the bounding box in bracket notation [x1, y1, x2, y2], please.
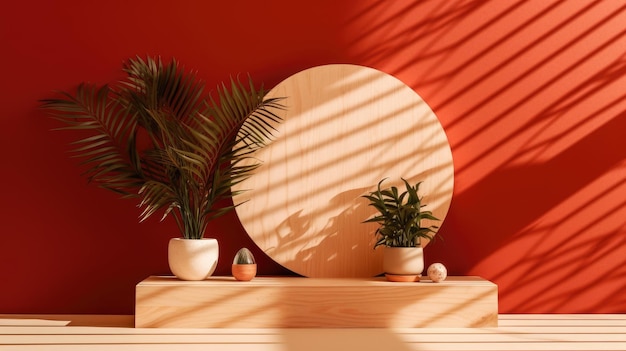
[362, 178, 440, 248]
[41, 56, 284, 239]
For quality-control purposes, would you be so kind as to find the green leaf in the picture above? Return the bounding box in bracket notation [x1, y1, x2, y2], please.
[362, 178, 440, 248]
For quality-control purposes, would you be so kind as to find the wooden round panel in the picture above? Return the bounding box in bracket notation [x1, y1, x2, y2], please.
[233, 64, 454, 277]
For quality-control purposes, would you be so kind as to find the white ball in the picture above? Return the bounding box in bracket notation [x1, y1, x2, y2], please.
[427, 263, 447, 282]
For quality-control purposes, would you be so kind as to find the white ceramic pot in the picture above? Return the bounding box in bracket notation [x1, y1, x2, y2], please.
[168, 238, 219, 281]
[383, 246, 424, 276]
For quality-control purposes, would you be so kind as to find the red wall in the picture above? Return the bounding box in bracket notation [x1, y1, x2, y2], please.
[1, 1, 624, 314]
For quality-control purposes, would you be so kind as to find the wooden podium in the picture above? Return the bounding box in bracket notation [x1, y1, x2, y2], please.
[135, 276, 497, 328]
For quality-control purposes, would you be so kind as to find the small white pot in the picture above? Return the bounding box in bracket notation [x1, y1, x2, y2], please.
[168, 238, 219, 281]
[383, 246, 424, 276]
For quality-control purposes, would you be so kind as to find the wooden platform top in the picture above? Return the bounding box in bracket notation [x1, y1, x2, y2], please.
[137, 275, 495, 287]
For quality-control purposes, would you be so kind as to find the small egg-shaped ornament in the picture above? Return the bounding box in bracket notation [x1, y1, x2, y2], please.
[427, 263, 447, 283]
[232, 248, 257, 281]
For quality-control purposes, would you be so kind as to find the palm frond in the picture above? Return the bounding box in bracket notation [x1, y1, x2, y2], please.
[41, 83, 143, 196]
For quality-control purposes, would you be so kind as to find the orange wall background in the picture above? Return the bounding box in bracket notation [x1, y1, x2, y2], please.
[1, 1, 624, 314]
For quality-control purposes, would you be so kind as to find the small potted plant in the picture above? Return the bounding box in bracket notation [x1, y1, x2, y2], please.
[40, 56, 284, 280]
[232, 248, 257, 281]
[362, 178, 440, 282]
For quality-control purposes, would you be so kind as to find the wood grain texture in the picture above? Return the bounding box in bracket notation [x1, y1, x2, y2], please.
[135, 276, 496, 328]
[232, 64, 454, 278]
[1, 315, 625, 350]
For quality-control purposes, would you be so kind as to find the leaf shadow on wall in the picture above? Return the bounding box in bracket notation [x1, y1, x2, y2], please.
[428, 108, 626, 312]
[342, 0, 626, 313]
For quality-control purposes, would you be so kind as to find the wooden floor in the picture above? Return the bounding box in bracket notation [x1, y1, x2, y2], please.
[0, 314, 624, 350]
